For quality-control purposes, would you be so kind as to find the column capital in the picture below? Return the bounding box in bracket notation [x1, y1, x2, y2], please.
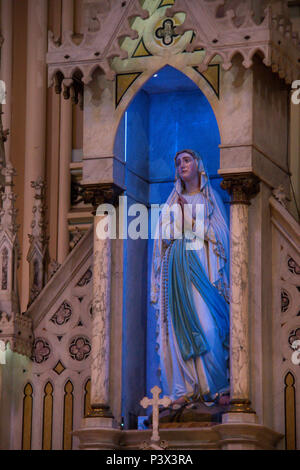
[220, 173, 260, 205]
[81, 183, 123, 212]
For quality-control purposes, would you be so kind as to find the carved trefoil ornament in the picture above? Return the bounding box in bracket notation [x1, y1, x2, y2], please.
[27, 178, 49, 306]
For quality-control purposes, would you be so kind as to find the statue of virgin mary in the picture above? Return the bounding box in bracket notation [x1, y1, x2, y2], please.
[151, 149, 230, 406]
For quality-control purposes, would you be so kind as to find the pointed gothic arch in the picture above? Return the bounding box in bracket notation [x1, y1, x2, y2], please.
[112, 63, 223, 150]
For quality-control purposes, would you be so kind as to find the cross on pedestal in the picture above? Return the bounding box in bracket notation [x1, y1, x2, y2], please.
[140, 386, 171, 442]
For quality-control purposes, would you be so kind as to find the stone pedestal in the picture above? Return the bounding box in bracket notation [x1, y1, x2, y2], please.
[216, 422, 283, 450]
[73, 424, 282, 450]
[73, 417, 120, 450]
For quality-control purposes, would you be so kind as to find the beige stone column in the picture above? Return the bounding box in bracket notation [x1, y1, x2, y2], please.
[90, 217, 112, 414]
[21, 0, 48, 311]
[73, 186, 124, 449]
[221, 174, 259, 419]
[57, 0, 74, 263]
[0, 0, 12, 162]
[81, 185, 120, 421]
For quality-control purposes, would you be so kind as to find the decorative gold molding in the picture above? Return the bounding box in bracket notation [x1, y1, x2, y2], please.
[284, 372, 296, 450]
[22, 383, 33, 450]
[132, 38, 152, 58]
[63, 381, 74, 450]
[84, 378, 92, 417]
[116, 72, 142, 107]
[193, 64, 220, 98]
[87, 403, 114, 419]
[42, 382, 53, 450]
[228, 399, 256, 414]
[158, 0, 175, 8]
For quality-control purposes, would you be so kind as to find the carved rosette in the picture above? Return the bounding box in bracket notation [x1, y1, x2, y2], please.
[221, 174, 260, 205]
[32, 337, 51, 364]
[69, 336, 91, 361]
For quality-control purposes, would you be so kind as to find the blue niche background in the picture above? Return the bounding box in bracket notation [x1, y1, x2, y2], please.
[114, 65, 228, 428]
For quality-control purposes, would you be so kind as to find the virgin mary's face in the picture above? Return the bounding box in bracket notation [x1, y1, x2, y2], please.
[175, 152, 198, 183]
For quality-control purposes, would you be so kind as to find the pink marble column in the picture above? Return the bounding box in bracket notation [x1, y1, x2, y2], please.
[57, 0, 74, 263]
[21, 0, 48, 310]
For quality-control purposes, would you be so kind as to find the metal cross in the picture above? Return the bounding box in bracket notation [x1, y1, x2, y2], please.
[140, 386, 171, 442]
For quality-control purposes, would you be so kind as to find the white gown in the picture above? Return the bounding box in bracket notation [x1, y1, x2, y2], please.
[155, 191, 230, 401]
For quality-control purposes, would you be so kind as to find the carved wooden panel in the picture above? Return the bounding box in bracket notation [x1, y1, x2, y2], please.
[19, 250, 93, 449]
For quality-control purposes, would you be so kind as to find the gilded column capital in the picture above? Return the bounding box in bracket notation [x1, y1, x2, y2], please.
[81, 183, 123, 212]
[220, 173, 260, 205]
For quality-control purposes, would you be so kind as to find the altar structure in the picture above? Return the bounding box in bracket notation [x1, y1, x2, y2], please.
[0, 0, 299, 450]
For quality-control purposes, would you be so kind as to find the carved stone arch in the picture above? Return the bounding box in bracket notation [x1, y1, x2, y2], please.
[113, 63, 223, 151]
[83, 64, 108, 85]
[69, 66, 83, 80]
[249, 47, 267, 63]
[50, 70, 65, 94]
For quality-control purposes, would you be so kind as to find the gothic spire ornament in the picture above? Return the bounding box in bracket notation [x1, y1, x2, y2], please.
[0, 163, 33, 357]
[27, 178, 49, 306]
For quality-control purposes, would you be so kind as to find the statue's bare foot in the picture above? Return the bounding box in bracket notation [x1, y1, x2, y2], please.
[171, 396, 189, 409]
